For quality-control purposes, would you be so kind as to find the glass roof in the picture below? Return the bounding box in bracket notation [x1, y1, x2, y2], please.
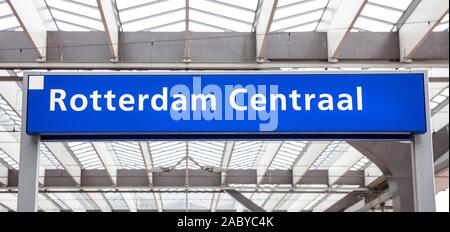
[228, 141, 263, 169]
[110, 142, 145, 169]
[271, 0, 329, 32]
[40, 144, 64, 169]
[66, 142, 105, 169]
[350, 157, 371, 171]
[0, 0, 446, 34]
[0, 94, 21, 131]
[45, 193, 71, 210]
[149, 141, 188, 169]
[430, 85, 449, 110]
[353, 0, 413, 32]
[309, 141, 349, 170]
[103, 192, 129, 210]
[0, 148, 19, 169]
[0, 0, 21, 31]
[434, 13, 449, 32]
[45, 0, 104, 31]
[269, 141, 308, 170]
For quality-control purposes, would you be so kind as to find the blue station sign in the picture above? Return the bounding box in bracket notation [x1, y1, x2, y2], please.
[26, 72, 427, 135]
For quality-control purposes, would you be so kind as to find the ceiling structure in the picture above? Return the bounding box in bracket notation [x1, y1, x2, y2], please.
[0, 0, 448, 212]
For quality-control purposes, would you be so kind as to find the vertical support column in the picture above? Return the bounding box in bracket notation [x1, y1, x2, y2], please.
[411, 71, 436, 212]
[183, 0, 191, 63]
[17, 74, 40, 212]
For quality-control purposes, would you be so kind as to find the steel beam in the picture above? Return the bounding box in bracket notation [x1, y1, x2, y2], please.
[5, 0, 47, 61]
[399, 0, 449, 62]
[254, 0, 278, 62]
[325, 0, 367, 61]
[2, 61, 446, 70]
[183, 0, 191, 63]
[96, 0, 120, 62]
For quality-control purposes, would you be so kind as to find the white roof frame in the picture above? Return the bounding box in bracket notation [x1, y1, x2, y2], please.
[255, 0, 278, 62]
[325, 0, 367, 61]
[399, 0, 449, 62]
[97, 0, 120, 61]
[5, 0, 47, 61]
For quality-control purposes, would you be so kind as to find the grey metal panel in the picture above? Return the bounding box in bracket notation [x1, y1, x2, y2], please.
[261, 170, 292, 184]
[265, 32, 328, 60]
[433, 126, 449, 162]
[81, 170, 114, 187]
[153, 169, 221, 187]
[334, 170, 365, 186]
[116, 169, 149, 187]
[188, 170, 221, 187]
[298, 170, 329, 185]
[7, 169, 18, 187]
[225, 169, 257, 185]
[190, 32, 256, 62]
[120, 32, 184, 62]
[44, 169, 77, 187]
[152, 170, 185, 187]
[0, 31, 448, 63]
[412, 32, 449, 60]
[47, 32, 111, 62]
[0, 31, 39, 62]
[336, 32, 400, 60]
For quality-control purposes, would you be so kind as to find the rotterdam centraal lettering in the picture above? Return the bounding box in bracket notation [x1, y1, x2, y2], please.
[48, 77, 364, 131]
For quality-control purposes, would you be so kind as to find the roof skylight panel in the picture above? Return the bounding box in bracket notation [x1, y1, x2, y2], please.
[269, 141, 308, 170]
[309, 141, 348, 170]
[188, 142, 224, 168]
[45, 0, 104, 31]
[350, 157, 371, 171]
[111, 142, 145, 169]
[40, 144, 64, 169]
[216, 192, 237, 210]
[45, 193, 71, 211]
[302, 193, 327, 211]
[187, 192, 213, 210]
[0, 94, 21, 130]
[369, 0, 412, 10]
[66, 142, 105, 169]
[433, 13, 449, 32]
[118, 0, 186, 31]
[149, 141, 187, 168]
[271, 0, 328, 32]
[271, 8, 324, 32]
[0, 0, 21, 31]
[228, 141, 263, 169]
[0, 148, 19, 170]
[251, 192, 271, 207]
[161, 192, 187, 210]
[136, 192, 157, 210]
[103, 192, 129, 210]
[430, 86, 449, 110]
[353, 0, 413, 32]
